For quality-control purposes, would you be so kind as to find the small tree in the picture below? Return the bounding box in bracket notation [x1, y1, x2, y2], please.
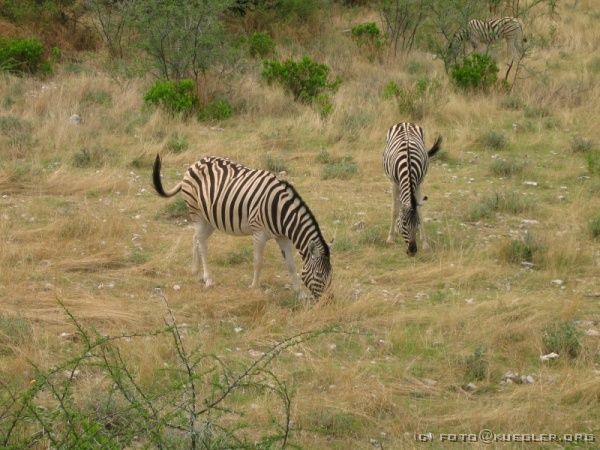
[351, 22, 384, 61]
[87, 0, 136, 58]
[132, 0, 235, 101]
[450, 53, 498, 92]
[379, 0, 429, 56]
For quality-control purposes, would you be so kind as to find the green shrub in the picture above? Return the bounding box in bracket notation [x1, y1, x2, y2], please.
[542, 321, 581, 358]
[263, 154, 288, 173]
[478, 130, 507, 150]
[165, 133, 189, 153]
[501, 233, 545, 266]
[489, 158, 525, 177]
[451, 53, 498, 92]
[144, 79, 198, 116]
[262, 56, 341, 104]
[198, 99, 233, 122]
[570, 135, 595, 153]
[0, 37, 44, 74]
[464, 346, 488, 382]
[248, 31, 275, 58]
[315, 93, 334, 119]
[383, 77, 440, 120]
[586, 150, 600, 174]
[589, 215, 600, 239]
[351, 22, 383, 60]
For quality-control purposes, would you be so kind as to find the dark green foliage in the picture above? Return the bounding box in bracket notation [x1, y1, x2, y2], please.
[589, 214, 600, 239]
[262, 56, 341, 104]
[464, 346, 488, 382]
[0, 0, 77, 23]
[197, 99, 233, 122]
[543, 322, 581, 358]
[351, 22, 383, 60]
[451, 53, 498, 91]
[0, 37, 44, 74]
[383, 77, 441, 120]
[382, 80, 401, 99]
[248, 31, 275, 58]
[144, 79, 198, 116]
[586, 151, 600, 175]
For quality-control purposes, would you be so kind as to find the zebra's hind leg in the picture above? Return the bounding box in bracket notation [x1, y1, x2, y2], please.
[193, 220, 215, 287]
[386, 184, 400, 244]
[276, 237, 304, 297]
[250, 231, 269, 289]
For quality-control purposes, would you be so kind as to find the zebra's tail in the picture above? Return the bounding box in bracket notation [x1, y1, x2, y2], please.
[428, 135, 443, 158]
[153, 154, 182, 198]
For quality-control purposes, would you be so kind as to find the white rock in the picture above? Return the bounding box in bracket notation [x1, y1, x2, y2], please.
[173, 284, 181, 291]
[521, 219, 539, 225]
[69, 114, 81, 125]
[463, 382, 477, 391]
[540, 352, 560, 361]
[248, 349, 264, 358]
[64, 369, 81, 380]
[294, 352, 304, 357]
[328, 343, 337, 350]
[465, 298, 475, 304]
[422, 378, 437, 387]
[523, 181, 538, 186]
[234, 326, 243, 333]
[585, 329, 600, 337]
[277, 171, 287, 177]
[551, 279, 564, 286]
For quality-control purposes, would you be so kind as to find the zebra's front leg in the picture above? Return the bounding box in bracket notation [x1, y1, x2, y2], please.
[193, 221, 215, 287]
[250, 231, 269, 289]
[276, 237, 304, 296]
[386, 184, 400, 244]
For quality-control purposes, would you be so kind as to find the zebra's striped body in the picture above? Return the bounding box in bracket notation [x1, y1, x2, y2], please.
[383, 123, 441, 255]
[152, 155, 332, 299]
[450, 17, 526, 77]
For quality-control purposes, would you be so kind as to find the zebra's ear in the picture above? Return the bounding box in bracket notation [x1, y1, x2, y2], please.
[308, 241, 319, 259]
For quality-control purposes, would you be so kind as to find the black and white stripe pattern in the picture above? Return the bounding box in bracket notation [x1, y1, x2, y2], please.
[383, 123, 441, 256]
[450, 17, 526, 74]
[153, 155, 332, 299]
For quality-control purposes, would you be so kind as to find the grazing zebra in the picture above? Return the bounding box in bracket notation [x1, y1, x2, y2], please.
[152, 155, 332, 299]
[449, 17, 526, 79]
[383, 122, 441, 256]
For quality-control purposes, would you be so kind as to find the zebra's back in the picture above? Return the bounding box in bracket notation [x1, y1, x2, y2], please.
[468, 17, 523, 44]
[383, 122, 428, 189]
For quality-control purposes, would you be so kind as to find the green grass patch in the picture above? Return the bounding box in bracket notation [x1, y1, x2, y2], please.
[164, 133, 189, 154]
[0, 313, 32, 355]
[164, 197, 188, 219]
[467, 191, 531, 221]
[542, 321, 581, 358]
[570, 135, 595, 153]
[489, 158, 525, 177]
[215, 247, 253, 266]
[263, 154, 288, 173]
[463, 346, 488, 382]
[500, 233, 546, 266]
[588, 214, 600, 239]
[477, 130, 507, 150]
[318, 150, 358, 180]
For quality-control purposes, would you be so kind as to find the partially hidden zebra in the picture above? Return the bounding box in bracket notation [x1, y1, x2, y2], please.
[383, 122, 441, 256]
[152, 155, 332, 299]
[449, 17, 526, 78]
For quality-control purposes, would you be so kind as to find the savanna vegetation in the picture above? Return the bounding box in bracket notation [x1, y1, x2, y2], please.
[1, 0, 599, 448]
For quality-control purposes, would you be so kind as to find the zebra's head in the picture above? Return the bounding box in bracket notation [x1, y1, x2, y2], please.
[397, 205, 420, 256]
[301, 240, 333, 299]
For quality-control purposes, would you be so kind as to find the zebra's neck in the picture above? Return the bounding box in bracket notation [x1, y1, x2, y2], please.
[277, 182, 329, 261]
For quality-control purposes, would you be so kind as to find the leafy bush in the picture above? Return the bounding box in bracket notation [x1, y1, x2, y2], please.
[144, 79, 198, 116]
[589, 214, 600, 239]
[383, 77, 441, 120]
[478, 130, 507, 150]
[543, 321, 581, 358]
[464, 346, 488, 382]
[351, 22, 383, 60]
[248, 31, 275, 58]
[197, 99, 233, 122]
[262, 56, 341, 104]
[0, 37, 43, 74]
[451, 53, 498, 91]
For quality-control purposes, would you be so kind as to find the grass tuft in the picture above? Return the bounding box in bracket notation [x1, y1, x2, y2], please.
[478, 130, 507, 150]
[542, 321, 581, 358]
[467, 191, 531, 221]
[489, 158, 525, 177]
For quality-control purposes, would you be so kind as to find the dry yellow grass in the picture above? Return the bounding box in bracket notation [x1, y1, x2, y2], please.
[1, 1, 600, 448]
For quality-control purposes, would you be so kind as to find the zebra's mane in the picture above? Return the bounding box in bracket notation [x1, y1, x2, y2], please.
[278, 177, 330, 258]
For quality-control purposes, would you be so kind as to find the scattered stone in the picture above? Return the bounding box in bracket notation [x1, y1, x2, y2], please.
[540, 352, 560, 362]
[463, 382, 477, 392]
[351, 220, 365, 231]
[248, 349, 265, 358]
[586, 329, 600, 337]
[294, 352, 304, 357]
[521, 261, 535, 269]
[59, 332, 79, 341]
[277, 171, 287, 177]
[69, 114, 81, 125]
[522, 375, 535, 384]
[523, 181, 538, 186]
[210, 126, 224, 131]
[502, 371, 534, 384]
[234, 326, 243, 333]
[97, 282, 115, 289]
[465, 298, 475, 304]
[328, 343, 337, 350]
[415, 292, 427, 301]
[173, 284, 181, 291]
[64, 369, 81, 380]
[551, 279, 564, 286]
[422, 378, 437, 387]
[521, 219, 539, 226]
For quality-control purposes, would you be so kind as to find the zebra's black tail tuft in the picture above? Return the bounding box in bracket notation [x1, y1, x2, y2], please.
[153, 154, 182, 198]
[428, 135, 443, 158]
